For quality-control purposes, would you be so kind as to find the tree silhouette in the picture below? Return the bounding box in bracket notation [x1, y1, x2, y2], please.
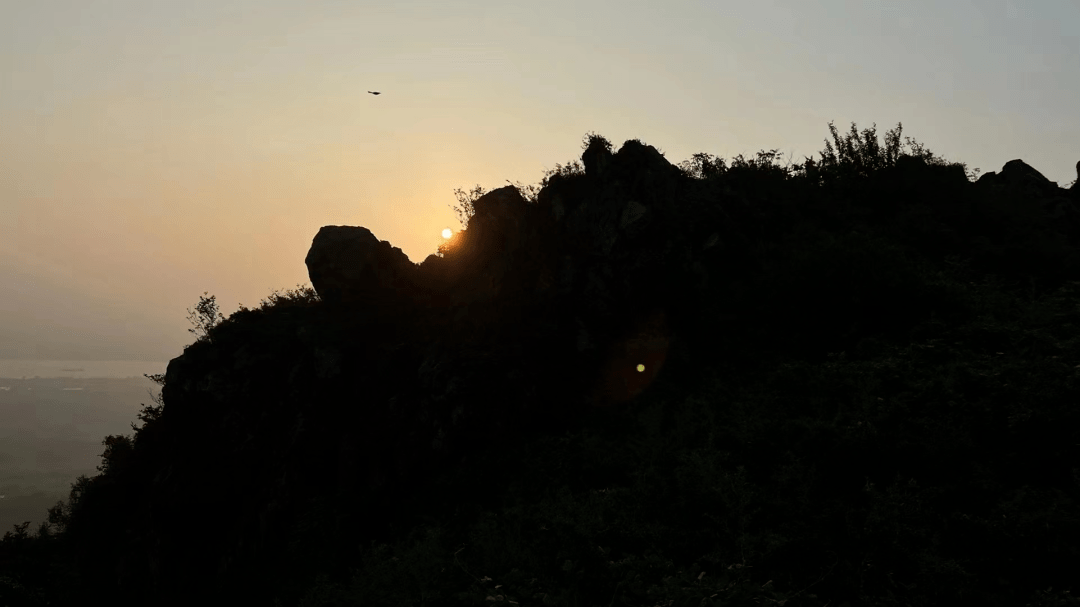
[185, 291, 226, 344]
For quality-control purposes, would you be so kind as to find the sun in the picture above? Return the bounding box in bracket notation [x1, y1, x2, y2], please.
[442, 228, 453, 239]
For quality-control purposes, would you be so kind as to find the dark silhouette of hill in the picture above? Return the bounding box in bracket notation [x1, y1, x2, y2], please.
[2, 121, 1079, 607]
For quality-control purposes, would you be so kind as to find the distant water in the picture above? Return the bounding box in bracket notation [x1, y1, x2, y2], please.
[0, 359, 170, 380]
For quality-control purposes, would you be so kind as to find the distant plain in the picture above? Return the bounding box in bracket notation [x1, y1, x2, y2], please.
[0, 369, 164, 535]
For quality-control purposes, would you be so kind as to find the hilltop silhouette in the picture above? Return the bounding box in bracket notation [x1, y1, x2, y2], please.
[2, 121, 1079, 607]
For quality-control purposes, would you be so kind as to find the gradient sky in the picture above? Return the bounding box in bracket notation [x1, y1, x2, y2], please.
[2, 0, 1077, 363]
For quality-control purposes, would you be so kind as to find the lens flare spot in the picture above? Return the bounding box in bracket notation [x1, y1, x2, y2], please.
[442, 228, 453, 239]
[590, 309, 671, 407]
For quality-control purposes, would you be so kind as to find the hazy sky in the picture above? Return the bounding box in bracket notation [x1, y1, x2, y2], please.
[2, 0, 1077, 363]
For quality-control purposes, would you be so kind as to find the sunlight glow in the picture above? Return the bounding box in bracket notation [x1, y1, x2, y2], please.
[442, 228, 453, 239]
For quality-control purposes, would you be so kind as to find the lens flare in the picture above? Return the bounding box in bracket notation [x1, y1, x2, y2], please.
[590, 309, 671, 407]
[442, 228, 453, 239]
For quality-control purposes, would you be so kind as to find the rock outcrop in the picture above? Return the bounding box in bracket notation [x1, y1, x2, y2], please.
[976, 158, 1080, 236]
[304, 225, 423, 308]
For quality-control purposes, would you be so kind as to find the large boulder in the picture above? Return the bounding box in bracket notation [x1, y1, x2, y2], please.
[304, 225, 421, 308]
[976, 158, 1080, 234]
[977, 158, 1059, 193]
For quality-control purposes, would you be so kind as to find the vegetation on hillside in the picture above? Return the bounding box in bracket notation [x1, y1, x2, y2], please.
[1, 121, 1078, 606]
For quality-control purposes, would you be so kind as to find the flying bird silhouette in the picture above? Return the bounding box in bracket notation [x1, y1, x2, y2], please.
[367, 91, 381, 95]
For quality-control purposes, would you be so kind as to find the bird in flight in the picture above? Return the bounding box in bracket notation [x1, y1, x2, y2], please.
[368, 91, 381, 95]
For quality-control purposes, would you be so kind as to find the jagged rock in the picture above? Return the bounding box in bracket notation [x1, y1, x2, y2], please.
[977, 158, 1059, 195]
[304, 225, 421, 308]
[414, 252, 454, 297]
[440, 185, 529, 307]
[976, 158, 1080, 234]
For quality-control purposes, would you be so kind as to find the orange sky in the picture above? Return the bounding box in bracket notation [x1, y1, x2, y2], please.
[2, 0, 1078, 364]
